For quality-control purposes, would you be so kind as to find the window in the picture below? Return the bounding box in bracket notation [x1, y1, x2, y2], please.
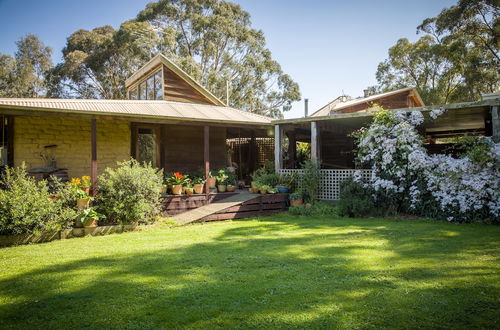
[147, 76, 155, 100]
[127, 69, 163, 101]
[129, 86, 138, 100]
[135, 127, 158, 166]
[154, 72, 163, 100]
[0, 116, 11, 166]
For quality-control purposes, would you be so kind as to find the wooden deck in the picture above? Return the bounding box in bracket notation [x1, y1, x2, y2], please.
[171, 191, 288, 225]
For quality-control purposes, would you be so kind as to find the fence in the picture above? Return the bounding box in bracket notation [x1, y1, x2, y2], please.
[278, 169, 372, 201]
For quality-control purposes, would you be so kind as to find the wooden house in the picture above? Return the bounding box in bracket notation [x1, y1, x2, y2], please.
[0, 54, 273, 190]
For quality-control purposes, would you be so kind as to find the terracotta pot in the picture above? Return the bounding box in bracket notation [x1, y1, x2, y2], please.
[249, 187, 258, 193]
[290, 198, 303, 207]
[160, 186, 168, 194]
[194, 184, 204, 194]
[259, 189, 267, 194]
[77, 198, 91, 210]
[83, 187, 91, 196]
[171, 184, 183, 195]
[83, 218, 98, 228]
[185, 187, 194, 195]
[207, 177, 216, 188]
[226, 185, 236, 192]
[217, 184, 227, 193]
[251, 181, 258, 189]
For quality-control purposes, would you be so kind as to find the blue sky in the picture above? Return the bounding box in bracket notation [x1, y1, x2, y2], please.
[0, 0, 456, 118]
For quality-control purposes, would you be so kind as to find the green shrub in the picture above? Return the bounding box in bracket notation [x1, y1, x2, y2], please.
[336, 179, 375, 218]
[289, 202, 337, 217]
[300, 160, 320, 202]
[95, 159, 163, 224]
[254, 173, 279, 187]
[0, 166, 75, 235]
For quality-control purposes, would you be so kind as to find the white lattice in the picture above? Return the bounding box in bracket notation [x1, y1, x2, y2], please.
[278, 169, 372, 201]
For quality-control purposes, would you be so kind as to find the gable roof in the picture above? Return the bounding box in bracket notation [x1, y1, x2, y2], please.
[125, 53, 226, 106]
[0, 98, 272, 125]
[310, 87, 424, 117]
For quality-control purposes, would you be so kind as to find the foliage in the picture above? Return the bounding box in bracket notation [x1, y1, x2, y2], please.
[95, 159, 163, 224]
[191, 176, 205, 185]
[79, 207, 106, 226]
[295, 142, 311, 166]
[253, 173, 279, 188]
[226, 170, 237, 186]
[289, 190, 303, 200]
[215, 168, 229, 185]
[167, 172, 189, 185]
[453, 135, 500, 169]
[373, 0, 499, 104]
[336, 179, 376, 218]
[300, 159, 320, 202]
[289, 202, 337, 217]
[0, 34, 53, 97]
[0, 166, 75, 235]
[353, 107, 499, 223]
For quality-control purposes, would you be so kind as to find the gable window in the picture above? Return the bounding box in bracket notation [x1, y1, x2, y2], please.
[128, 69, 163, 101]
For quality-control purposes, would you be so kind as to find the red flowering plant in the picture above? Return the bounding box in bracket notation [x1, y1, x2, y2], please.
[167, 172, 190, 185]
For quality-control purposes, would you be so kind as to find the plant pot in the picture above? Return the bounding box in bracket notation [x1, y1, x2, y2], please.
[74, 217, 83, 228]
[207, 177, 216, 188]
[276, 186, 289, 193]
[83, 187, 91, 196]
[77, 198, 91, 210]
[226, 185, 236, 192]
[290, 198, 303, 207]
[194, 183, 204, 194]
[172, 184, 183, 195]
[217, 184, 227, 193]
[248, 187, 258, 193]
[259, 189, 267, 194]
[185, 187, 194, 195]
[83, 218, 98, 228]
[209, 187, 218, 194]
[251, 181, 258, 189]
[160, 186, 168, 194]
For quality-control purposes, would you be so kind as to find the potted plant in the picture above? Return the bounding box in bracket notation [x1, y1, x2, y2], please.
[206, 171, 216, 189]
[289, 190, 304, 206]
[226, 171, 237, 192]
[216, 169, 228, 193]
[192, 176, 205, 194]
[268, 187, 278, 194]
[80, 175, 92, 195]
[259, 185, 269, 194]
[168, 172, 187, 195]
[79, 207, 105, 228]
[276, 173, 295, 193]
[184, 182, 194, 196]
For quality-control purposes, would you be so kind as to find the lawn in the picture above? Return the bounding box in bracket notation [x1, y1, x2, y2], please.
[0, 215, 499, 329]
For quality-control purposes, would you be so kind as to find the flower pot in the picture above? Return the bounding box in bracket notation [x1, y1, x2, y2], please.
[160, 186, 168, 194]
[207, 177, 216, 188]
[259, 189, 267, 194]
[276, 186, 289, 193]
[172, 184, 183, 195]
[194, 183, 204, 194]
[249, 187, 258, 193]
[185, 187, 194, 196]
[83, 218, 98, 228]
[226, 185, 236, 192]
[74, 217, 83, 228]
[217, 184, 227, 193]
[83, 187, 91, 196]
[251, 181, 258, 189]
[77, 198, 91, 210]
[290, 198, 303, 207]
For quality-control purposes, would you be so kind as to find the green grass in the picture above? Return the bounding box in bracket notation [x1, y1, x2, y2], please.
[0, 215, 499, 329]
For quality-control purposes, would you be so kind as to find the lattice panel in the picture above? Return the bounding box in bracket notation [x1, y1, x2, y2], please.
[278, 169, 372, 201]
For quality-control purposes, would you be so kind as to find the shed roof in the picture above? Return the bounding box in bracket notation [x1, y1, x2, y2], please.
[0, 98, 272, 125]
[310, 87, 424, 117]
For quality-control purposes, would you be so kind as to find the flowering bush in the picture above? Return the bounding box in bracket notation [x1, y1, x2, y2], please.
[351, 107, 499, 223]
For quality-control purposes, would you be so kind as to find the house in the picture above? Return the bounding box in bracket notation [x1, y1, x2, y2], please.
[0, 54, 274, 190]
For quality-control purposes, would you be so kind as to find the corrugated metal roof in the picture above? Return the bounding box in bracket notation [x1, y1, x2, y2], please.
[310, 87, 424, 117]
[0, 98, 272, 125]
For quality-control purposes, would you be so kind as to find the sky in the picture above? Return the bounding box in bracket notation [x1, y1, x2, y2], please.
[0, 0, 456, 118]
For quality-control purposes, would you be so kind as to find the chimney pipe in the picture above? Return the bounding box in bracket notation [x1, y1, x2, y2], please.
[363, 89, 370, 98]
[304, 98, 309, 117]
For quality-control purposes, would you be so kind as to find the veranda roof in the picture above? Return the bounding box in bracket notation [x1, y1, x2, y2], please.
[0, 98, 272, 125]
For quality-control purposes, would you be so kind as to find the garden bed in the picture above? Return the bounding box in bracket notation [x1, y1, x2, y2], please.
[0, 224, 142, 247]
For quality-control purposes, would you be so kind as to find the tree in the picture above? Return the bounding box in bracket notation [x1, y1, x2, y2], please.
[51, 0, 300, 118]
[0, 34, 52, 98]
[374, 0, 499, 105]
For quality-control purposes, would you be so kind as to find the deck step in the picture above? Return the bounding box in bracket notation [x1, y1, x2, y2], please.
[172, 190, 258, 225]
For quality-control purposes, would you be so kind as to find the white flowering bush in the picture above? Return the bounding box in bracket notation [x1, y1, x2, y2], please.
[352, 107, 499, 223]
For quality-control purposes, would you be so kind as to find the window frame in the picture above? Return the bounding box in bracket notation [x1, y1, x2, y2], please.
[127, 67, 163, 101]
[131, 123, 161, 168]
